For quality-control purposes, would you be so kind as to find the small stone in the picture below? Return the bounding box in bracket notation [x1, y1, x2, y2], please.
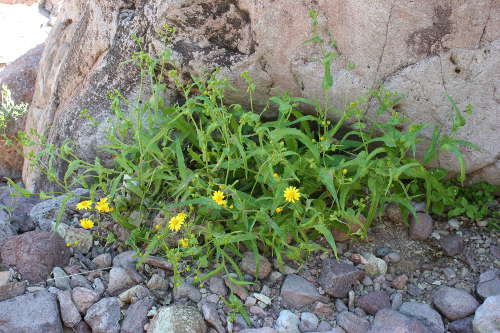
[84, 297, 121, 333]
[391, 292, 403, 310]
[432, 286, 479, 321]
[249, 305, 266, 317]
[202, 302, 225, 333]
[148, 305, 207, 333]
[72, 287, 100, 314]
[335, 299, 349, 313]
[448, 219, 461, 230]
[409, 213, 433, 241]
[147, 273, 168, 291]
[443, 268, 457, 280]
[93, 278, 105, 296]
[448, 316, 473, 333]
[374, 247, 391, 258]
[312, 301, 334, 318]
[143, 256, 173, 271]
[240, 252, 272, 280]
[71, 275, 93, 290]
[363, 253, 387, 276]
[348, 290, 355, 311]
[399, 301, 444, 333]
[476, 269, 500, 299]
[269, 271, 283, 283]
[208, 276, 227, 296]
[108, 267, 136, 295]
[92, 253, 112, 268]
[392, 274, 408, 290]
[57, 289, 81, 328]
[367, 308, 429, 333]
[385, 203, 404, 224]
[319, 259, 363, 298]
[254, 292, 272, 305]
[362, 276, 373, 286]
[52, 267, 71, 290]
[490, 245, 500, 259]
[245, 296, 257, 306]
[356, 291, 391, 315]
[118, 285, 151, 304]
[299, 312, 319, 332]
[275, 310, 300, 333]
[472, 295, 500, 333]
[173, 280, 202, 302]
[439, 235, 465, 256]
[317, 321, 334, 332]
[0, 281, 26, 301]
[239, 329, 278, 333]
[112, 251, 144, 283]
[281, 274, 321, 308]
[384, 252, 401, 263]
[337, 311, 370, 333]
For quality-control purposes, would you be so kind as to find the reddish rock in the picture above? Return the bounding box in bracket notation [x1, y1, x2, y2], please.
[319, 259, 364, 298]
[409, 213, 433, 241]
[240, 252, 272, 280]
[1, 230, 71, 282]
[356, 291, 391, 315]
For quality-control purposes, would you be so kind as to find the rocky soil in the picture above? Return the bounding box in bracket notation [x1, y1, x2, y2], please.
[0, 184, 498, 333]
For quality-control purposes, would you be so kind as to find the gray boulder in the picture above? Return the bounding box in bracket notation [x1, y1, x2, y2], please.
[432, 287, 479, 321]
[0, 291, 63, 333]
[84, 297, 121, 333]
[472, 295, 500, 333]
[319, 259, 363, 298]
[281, 274, 322, 308]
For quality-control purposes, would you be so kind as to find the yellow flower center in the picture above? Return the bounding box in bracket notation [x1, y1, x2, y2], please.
[211, 191, 226, 206]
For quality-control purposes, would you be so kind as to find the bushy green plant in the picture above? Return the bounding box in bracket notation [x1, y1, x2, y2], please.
[19, 35, 477, 282]
[18, 14, 486, 284]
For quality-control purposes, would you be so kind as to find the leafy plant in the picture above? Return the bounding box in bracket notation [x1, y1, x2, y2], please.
[18, 12, 482, 283]
[1, 84, 28, 138]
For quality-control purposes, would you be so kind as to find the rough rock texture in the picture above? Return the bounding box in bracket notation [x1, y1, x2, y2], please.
[367, 308, 431, 333]
[23, 0, 500, 191]
[148, 305, 207, 333]
[319, 259, 363, 298]
[0, 291, 63, 333]
[121, 296, 154, 333]
[84, 297, 121, 333]
[281, 274, 322, 308]
[399, 301, 444, 333]
[0, 230, 71, 282]
[472, 295, 500, 333]
[432, 287, 479, 321]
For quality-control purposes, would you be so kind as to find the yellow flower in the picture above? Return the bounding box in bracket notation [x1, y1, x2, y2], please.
[95, 197, 114, 213]
[229, 204, 234, 209]
[66, 242, 71, 247]
[219, 185, 225, 189]
[342, 169, 348, 175]
[154, 224, 161, 230]
[76, 200, 93, 210]
[211, 191, 226, 206]
[275, 207, 283, 213]
[80, 218, 94, 229]
[273, 173, 280, 179]
[284, 186, 301, 203]
[168, 212, 187, 232]
[320, 136, 325, 141]
[179, 238, 189, 248]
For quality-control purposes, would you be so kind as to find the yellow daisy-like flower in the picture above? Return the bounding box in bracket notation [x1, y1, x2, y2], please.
[76, 200, 93, 210]
[179, 238, 189, 248]
[80, 218, 94, 229]
[95, 197, 114, 213]
[211, 191, 226, 206]
[275, 207, 283, 213]
[284, 186, 301, 203]
[168, 212, 187, 232]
